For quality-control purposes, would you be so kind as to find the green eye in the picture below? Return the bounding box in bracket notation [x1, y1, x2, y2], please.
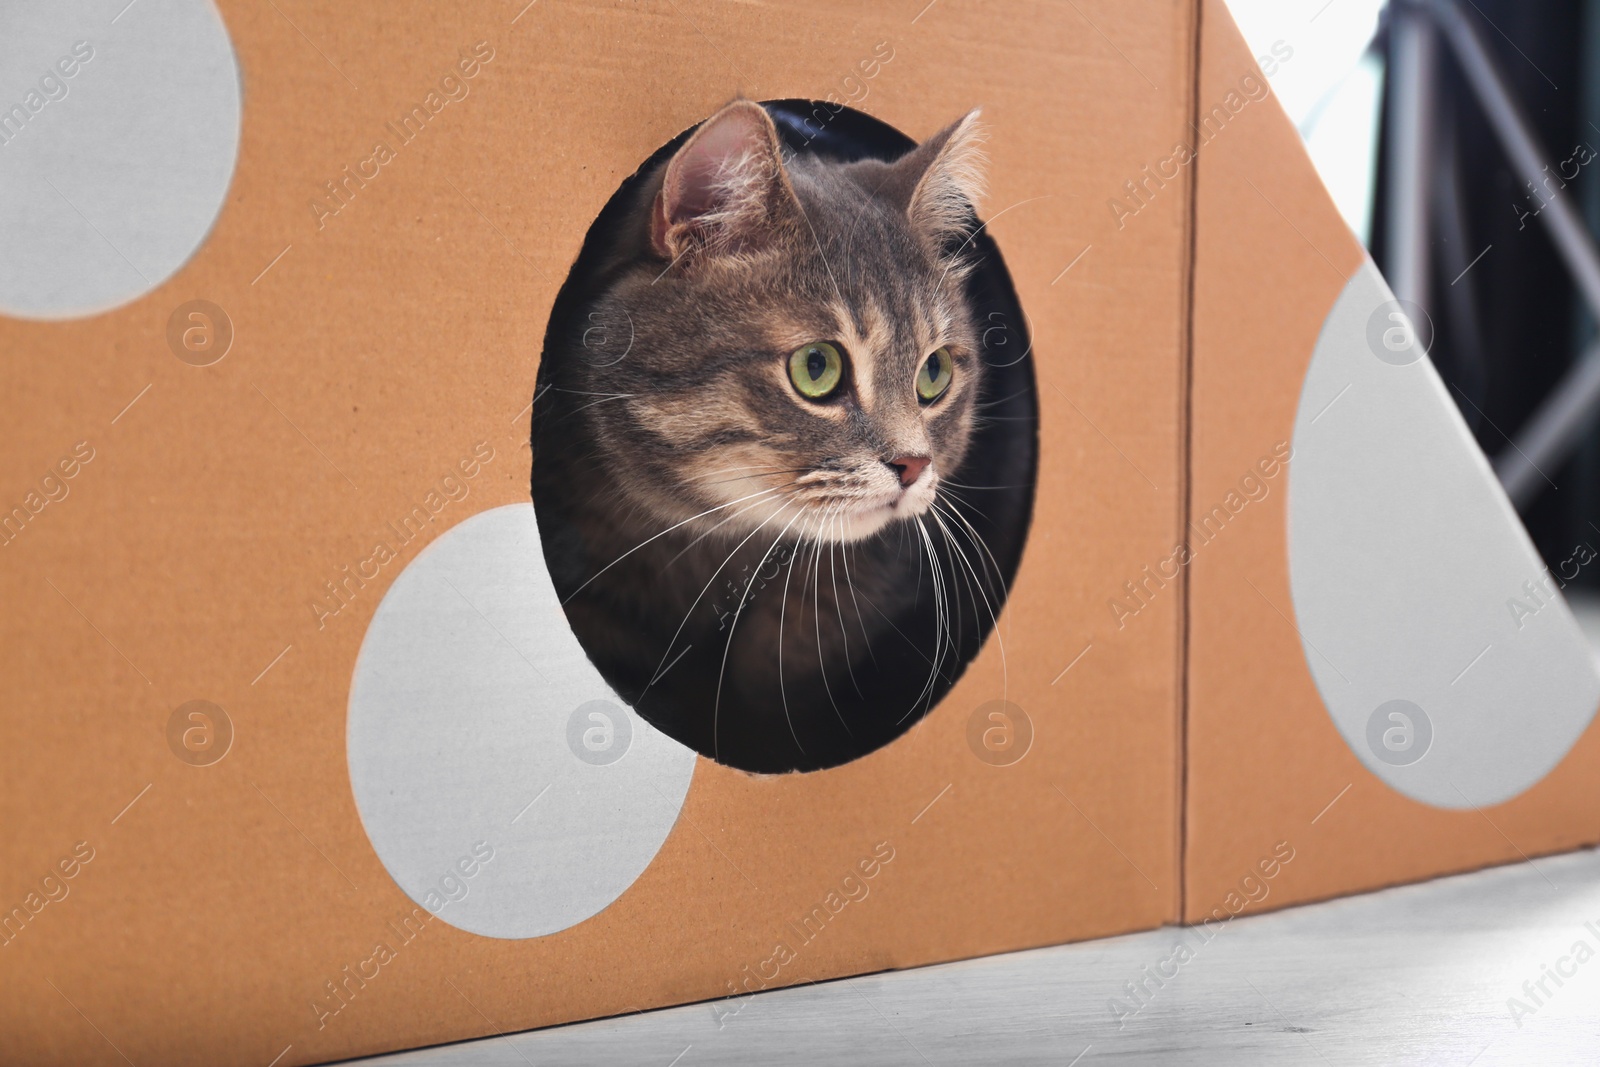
[917, 347, 954, 402]
[788, 341, 844, 400]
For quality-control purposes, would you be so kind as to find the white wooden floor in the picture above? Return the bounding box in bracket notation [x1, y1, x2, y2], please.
[348, 598, 1600, 1066]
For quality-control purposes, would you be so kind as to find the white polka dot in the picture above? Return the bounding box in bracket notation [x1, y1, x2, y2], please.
[348, 504, 698, 939]
[1289, 262, 1600, 808]
[0, 0, 241, 319]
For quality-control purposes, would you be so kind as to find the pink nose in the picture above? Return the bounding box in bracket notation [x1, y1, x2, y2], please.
[887, 455, 930, 488]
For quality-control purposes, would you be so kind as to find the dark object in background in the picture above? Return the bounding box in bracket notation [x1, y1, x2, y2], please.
[1371, 0, 1600, 585]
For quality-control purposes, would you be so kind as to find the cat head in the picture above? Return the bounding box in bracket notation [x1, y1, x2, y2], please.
[575, 99, 988, 544]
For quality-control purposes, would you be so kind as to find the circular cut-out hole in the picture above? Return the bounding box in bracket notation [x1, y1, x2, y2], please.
[0, 0, 241, 319]
[531, 100, 1039, 773]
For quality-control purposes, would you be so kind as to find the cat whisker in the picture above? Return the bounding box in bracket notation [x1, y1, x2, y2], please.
[908, 508, 979, 739]
[658, 482, 809, 573]
[827, 548, 949, 727]
[826, 514, 868, 701]
[970, 384, 1036, 411]
[966, 414, 1037, 424]
[928, 483, 973, 513]
[683, 471, 814, 494]
[642, 496, 806, 706]
[561, 485, 786, 605]
[908, 559, 951, 718]
[900, 515, 952, 722]
[713, 503, 808, 762]
[936, 498, 1009, 610]
[810, 504, 853, 739]
[927, 521, 959, 682]
[569, 394, 637, 416]
[546, 387, 635, 399]
[931, 501, 1007, 698]
[938, 515, 970, 665]
[547, 388, 639, 419]
[776, 511, 808, 757]
[836, 530, 879, 671]
[932, 491, 1007, 588]
[680, 464, 811, 488]
[937, 479, 1029, 492]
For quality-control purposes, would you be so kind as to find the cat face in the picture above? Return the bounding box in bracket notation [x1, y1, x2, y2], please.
[575, 100, 988, 545]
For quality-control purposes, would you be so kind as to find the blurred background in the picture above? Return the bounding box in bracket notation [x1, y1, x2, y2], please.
[1227, 0, 1600, 602]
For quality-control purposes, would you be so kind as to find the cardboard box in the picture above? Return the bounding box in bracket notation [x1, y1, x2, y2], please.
[1184, 0, 1600, 921]
[2, 1, 1597, 1064]
[2, 3, 1189, 1063]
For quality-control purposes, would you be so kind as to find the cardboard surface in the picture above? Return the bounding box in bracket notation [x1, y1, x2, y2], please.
[1183, 0, 1600, 922]
[0, 2, 1196, 1063]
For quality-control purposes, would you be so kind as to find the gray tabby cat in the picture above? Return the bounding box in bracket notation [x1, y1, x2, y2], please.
[532, 99, 994, 772]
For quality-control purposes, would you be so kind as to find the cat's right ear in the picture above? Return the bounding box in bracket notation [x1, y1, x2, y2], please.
[894, 110, 988, 247]
[650, 100, 800, 263]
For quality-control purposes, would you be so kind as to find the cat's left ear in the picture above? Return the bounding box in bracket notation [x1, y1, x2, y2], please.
[897, 109, 987, 246]
[650, 99, 802, 263]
